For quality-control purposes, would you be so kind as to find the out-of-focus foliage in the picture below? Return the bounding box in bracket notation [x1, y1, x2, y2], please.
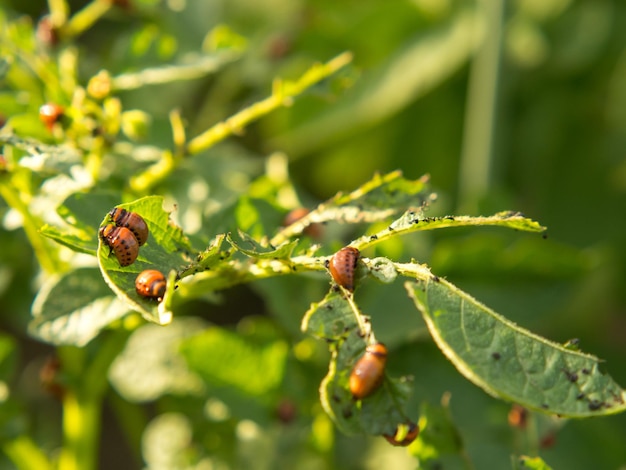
[1, 0, 626, 469]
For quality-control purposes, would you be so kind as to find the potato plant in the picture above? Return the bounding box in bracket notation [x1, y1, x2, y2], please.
[0, 2, 624, 470]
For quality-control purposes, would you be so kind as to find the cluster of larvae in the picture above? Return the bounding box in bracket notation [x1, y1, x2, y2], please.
[99, 207, 166, 302]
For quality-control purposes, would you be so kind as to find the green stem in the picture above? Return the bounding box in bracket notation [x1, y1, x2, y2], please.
[130, 52, 352, 194]
[457, 0, 504, 213]
[58, 392, 100, 470]
[63, 0, 112, 39]
[1, 435, 54, 470]
[0, 181, 62, 274]
[47, 0, 69, 28]
[110, 53, 240, 91]
[185, 52, 351, 155]
[57, 331, 130, 470]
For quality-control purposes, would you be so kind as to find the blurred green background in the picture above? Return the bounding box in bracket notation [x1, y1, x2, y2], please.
[1, 0, 626, 468]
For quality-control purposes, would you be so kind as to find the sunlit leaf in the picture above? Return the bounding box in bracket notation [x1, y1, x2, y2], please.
[353, 211, 546, 250]
[29, 267, 128, 346]
[0, 133, 82, 175]
[109, 318, 206, 402]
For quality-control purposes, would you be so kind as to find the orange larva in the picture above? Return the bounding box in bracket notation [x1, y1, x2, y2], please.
[383, 421, 420, 447]
[349, 342, 387, 399]
[109, 207, 149, 246]
[329, 246, 360, 292]
[99, 224, 139, 267]
[135, 269, 167, 300]
[39, 103, 64, 130]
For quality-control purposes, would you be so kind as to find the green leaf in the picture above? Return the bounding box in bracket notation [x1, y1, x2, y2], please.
[39, 192, 122, 255]
[180, 323, 288, 399]
[271, 171, 432, 244]
[405, 279, 626, 417]
[29, 267, 128, 346]
[301, 290, 361, 340]
[353, 211, 546, 250]
[39, 224, 96, 255]
[97, 195, 193, 325]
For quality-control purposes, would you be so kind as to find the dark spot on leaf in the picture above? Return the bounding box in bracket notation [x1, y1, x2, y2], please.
[491, 352, 501, 360]
[588, 400, 602, 411]
[582, 368, 591, 375]
[342, 408, 353, 419]
[412, 219, 419, 224]
[369, 235, 378, 241]
[541, 403, 549, 409]
[445, 215, 455, 221]
[387, 226, 394, 231]
[332, 394, 341, 403]
[563, 370, 578, 383]
[324, 260, 330, 268]
[576, 393, 585, 400]
[325, 304, 333, 310]
[431, 275, 440, 282]
[542, 233, 548, 239]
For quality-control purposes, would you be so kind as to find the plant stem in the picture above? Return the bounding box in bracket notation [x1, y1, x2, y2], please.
[1, 435, 54, 470]
[57, 331, 130, 470]
[0, 181, 62, 274]
[457, 0, 504, 213]
[129, 52, 352, 194]
[58, 392, 100, 470]
[185, 52, 353, 156]
[47, 0, 69, 28]
[63, 0, 112, 39]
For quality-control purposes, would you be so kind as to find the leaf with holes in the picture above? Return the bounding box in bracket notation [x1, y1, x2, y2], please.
[272, 171, 432, 244]
[29, 267, 129, 346]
